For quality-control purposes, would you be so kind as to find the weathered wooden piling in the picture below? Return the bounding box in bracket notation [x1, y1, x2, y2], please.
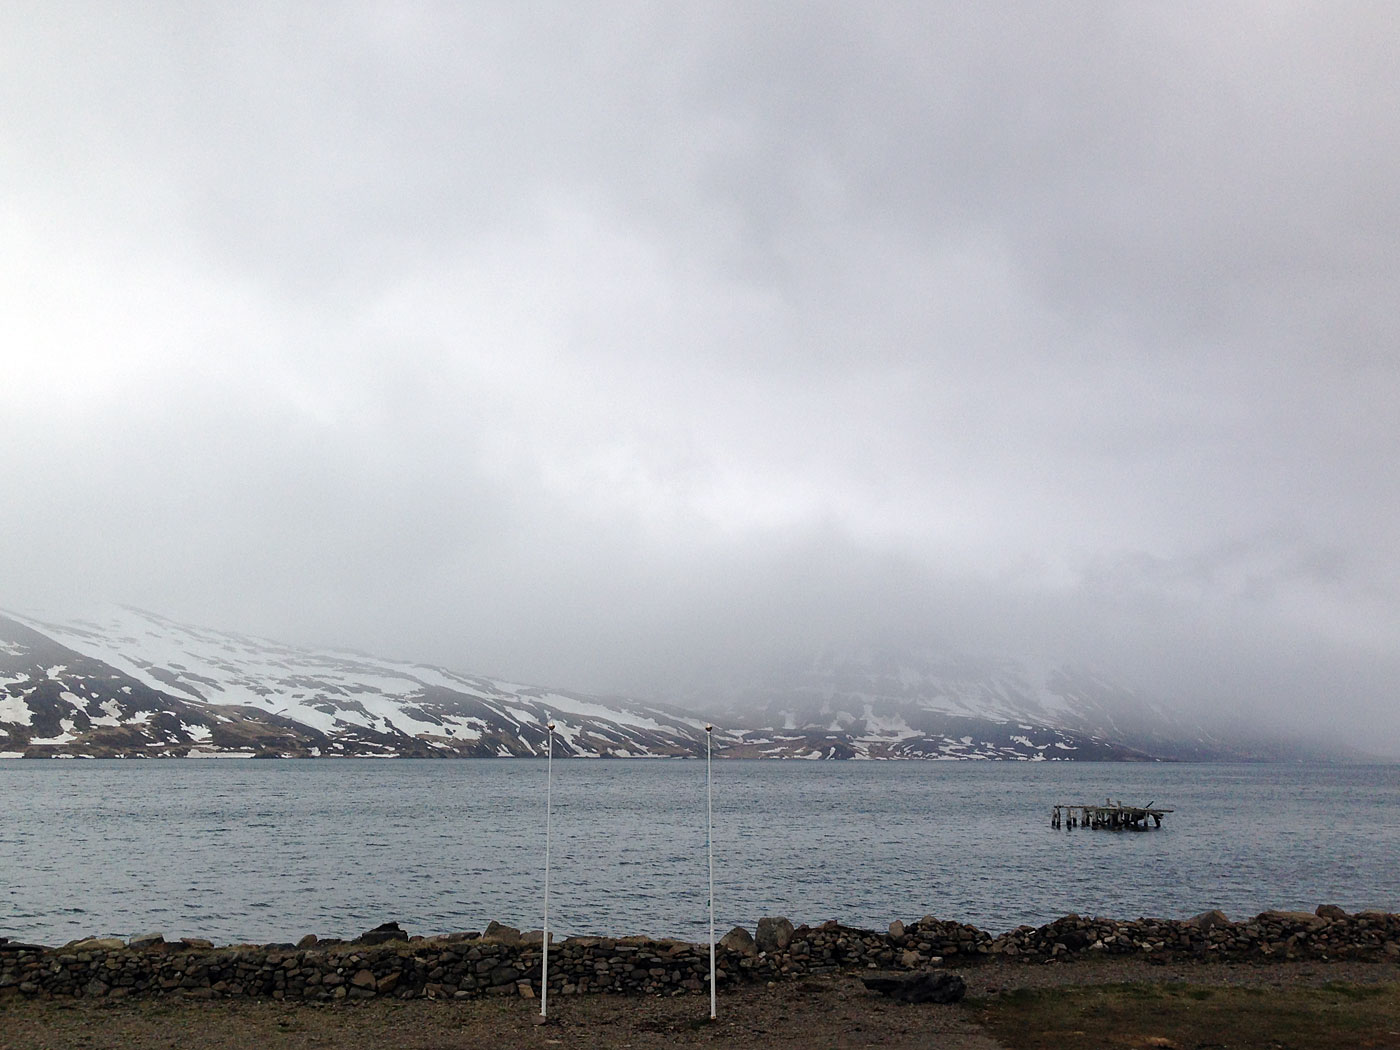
[1051, 798, 1172, 831]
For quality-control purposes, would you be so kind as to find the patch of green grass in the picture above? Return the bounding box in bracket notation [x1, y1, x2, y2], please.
[1322, 982, 1392, 1001]
[973, 982, 1400, 1050]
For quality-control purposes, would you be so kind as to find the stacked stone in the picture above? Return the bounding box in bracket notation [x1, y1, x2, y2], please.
[984, 908, 1400, 961]
[0, 927, 738, 1003]
[3, 907, 1398, 1003]
[895, 916, 996, 960]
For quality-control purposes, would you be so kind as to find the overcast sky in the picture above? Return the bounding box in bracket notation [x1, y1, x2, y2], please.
[3, 3, 1397, 748]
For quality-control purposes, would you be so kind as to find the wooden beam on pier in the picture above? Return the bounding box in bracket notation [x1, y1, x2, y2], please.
[1051, 799, 1173, 831]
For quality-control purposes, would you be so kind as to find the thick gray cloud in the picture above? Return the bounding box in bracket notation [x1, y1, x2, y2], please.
[3, 2, 1397, 749]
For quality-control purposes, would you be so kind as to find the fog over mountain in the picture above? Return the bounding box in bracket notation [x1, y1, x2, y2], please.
[3, 4, 1397, 755]
[0, 605, 1313, 761]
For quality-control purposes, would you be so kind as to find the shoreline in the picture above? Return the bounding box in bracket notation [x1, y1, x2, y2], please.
[5, 908, 1398, 1005]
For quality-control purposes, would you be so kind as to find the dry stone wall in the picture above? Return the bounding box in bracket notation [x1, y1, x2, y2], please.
[3, 908, 1398, 1002]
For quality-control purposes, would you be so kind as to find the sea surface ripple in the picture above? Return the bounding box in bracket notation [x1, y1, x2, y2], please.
[1, 759, 1397, 946]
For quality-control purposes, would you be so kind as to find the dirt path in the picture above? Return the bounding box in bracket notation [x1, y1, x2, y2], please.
[0, 976, 995, 1050]
[3, 959, 1395, 1050]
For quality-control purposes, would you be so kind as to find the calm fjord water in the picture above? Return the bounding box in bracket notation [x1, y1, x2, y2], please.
[2, 760, 1397, 946]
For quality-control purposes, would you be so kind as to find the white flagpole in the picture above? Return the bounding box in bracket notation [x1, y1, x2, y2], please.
[542, 721, 555, 1019]
[706, 724, 716, 1021]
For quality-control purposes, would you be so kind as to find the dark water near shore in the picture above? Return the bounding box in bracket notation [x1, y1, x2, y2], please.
[1, 760, 1397, 947]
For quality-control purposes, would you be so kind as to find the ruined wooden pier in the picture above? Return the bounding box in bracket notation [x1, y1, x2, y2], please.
[1051, 798, 1172, 831]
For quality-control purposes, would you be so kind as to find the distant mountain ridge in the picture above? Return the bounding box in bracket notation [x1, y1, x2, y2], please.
[2, 606, 1261, 761]
[0, 607, 713, 759]
[682, 645, 1237, 762]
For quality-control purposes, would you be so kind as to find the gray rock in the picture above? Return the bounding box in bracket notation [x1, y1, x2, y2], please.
[719, 926, 757, 957]
[1190, 910, 1231, 931]
[888, 920, 905, 939]
[755, 917, 795, 953]
[356, 922, 407, 945]
[1257, 910, 1326, 929]
[483, 921, 522, 946]
[489, 965, 521, 986]
[862, 970, 966, 1004]
[519, 930, 553, 946]
[65, 937, 125, 952]
[296, 934, 319, 949]
[128, 932, 164, 948]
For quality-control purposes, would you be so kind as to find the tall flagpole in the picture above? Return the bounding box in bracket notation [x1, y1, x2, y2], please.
[541, 721, 555, 1019]
[706, 724, 716, 1020]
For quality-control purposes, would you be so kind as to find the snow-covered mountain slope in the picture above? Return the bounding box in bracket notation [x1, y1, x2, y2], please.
[0, 607, 715, 759]
[680, 646, 1238, 762]
[1, 607, 1244, 761]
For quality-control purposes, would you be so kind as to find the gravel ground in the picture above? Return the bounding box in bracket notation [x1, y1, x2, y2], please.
[2, 958, 1396, 1050]
[959, 954, 1400, 996]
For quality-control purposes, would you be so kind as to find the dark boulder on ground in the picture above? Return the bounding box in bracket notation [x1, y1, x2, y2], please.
[862, 970, 967, 1004]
